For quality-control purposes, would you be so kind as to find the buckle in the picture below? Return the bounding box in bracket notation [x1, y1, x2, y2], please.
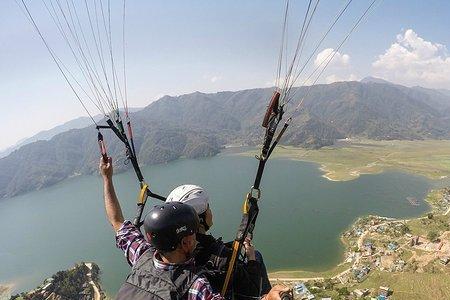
[249, 186, 261, 199]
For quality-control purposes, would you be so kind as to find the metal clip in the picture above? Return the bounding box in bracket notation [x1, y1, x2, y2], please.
[249, 186, 261, 199]
[285, 117, 292, 125]
[138, 183, 149, 205]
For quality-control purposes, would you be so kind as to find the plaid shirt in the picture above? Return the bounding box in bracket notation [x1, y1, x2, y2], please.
[116, 220, 223, 300]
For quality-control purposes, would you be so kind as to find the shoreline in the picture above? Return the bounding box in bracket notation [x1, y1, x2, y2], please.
[238, 140, 450, 182]
[318, 165, 343, 182]
[0, 283, 13, 299]
[268, 187, 450, 281]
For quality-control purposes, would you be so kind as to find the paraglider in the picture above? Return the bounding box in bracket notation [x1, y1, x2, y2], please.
[17, 0, 380, 298]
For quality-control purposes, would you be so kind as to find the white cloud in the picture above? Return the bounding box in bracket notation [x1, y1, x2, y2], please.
[372, 29, 450, 89]
[265, 49, 356, 87]
[325, 73, 358, 84]
[210, 76, 220, 83]
[314, 48, 350, 68]
[313, 48, 356, 84]
[203, 74, 221, 83]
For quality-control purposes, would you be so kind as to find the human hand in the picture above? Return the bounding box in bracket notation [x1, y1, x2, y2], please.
[99, 156, 113, 180]
[263, 285, 290, 300]
[243, 237, 256, 261]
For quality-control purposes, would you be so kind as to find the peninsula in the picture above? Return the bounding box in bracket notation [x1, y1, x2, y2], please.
[269, 187, 450, 300]
[244, 139, 450, 182]
[8, 263, 104, 300]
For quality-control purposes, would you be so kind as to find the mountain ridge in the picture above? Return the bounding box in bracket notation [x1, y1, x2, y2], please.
[0, 108, 143, 159]
[2, 81, 450, 198]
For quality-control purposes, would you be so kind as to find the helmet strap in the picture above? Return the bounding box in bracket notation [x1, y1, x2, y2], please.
[199, 212, 210, 232]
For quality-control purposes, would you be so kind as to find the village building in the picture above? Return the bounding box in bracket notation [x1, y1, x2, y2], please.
[379, 286, 391, 297]
[293, 282, 315, 300]
[440, 257, 450, 265]
[353, 288, 370, 298]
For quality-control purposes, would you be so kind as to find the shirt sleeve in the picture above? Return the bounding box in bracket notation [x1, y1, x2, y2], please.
[115, 220, 152, 266]
[188, 277, 224, 300]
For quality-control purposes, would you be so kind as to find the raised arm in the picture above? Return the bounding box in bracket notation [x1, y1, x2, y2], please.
[99, 157, 124, 231]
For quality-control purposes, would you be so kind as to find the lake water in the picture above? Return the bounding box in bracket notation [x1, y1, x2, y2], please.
[0, 153, 432, 296]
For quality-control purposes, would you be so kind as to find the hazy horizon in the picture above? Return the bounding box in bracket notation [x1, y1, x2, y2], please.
[2, 0, 450, 149]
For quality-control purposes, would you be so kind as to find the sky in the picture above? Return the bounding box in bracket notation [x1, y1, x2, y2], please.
[1, 0, 450, 150]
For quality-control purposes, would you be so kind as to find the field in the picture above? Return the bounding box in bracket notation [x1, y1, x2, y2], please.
[407, 214, 450, 237]
[354, 270, 450, 300]
[256, 139, 450, 181]
[269, 263, 352, 281]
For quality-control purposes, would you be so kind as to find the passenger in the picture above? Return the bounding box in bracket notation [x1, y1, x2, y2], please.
[166, 185, 272, 297]
[99, 157, 288, 300]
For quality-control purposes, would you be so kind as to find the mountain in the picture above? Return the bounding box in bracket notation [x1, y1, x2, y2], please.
[301, 81, 450, 140]
[361, 77, 450, 111]
[437, 89, 450, 97]
[410, 86, 450, 111]
[0, 108, 142, 158]
[2, 81, 450, 198]
[360, 76, 393, 85]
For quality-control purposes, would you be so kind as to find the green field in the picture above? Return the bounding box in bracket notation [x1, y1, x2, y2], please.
[250, 139, 450, 181]
[354, 270, 450, 300]
[407, 214, 450, 237]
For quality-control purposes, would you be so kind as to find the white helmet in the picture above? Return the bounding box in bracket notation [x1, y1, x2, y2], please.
[166, 184, 209, 215]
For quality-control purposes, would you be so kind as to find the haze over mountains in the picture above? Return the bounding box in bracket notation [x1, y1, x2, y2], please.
[2, 78, 450, 198]
[0, 108, 142, 159]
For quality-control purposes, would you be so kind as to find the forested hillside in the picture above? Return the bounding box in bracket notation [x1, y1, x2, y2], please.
[2, 80, 450, 198]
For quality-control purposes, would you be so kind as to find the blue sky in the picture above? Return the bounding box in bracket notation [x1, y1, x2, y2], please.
[1, 0, 450, 149]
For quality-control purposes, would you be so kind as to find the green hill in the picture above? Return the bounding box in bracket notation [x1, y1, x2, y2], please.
[2, 81, 450, 198]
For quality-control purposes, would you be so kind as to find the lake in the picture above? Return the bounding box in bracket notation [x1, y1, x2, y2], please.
[0, 152, 432, 296]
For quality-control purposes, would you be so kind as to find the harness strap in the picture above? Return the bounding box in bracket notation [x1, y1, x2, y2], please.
[221, 90, 286, 296]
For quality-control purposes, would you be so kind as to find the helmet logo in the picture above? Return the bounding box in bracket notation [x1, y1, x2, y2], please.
[176, 226, 187, 234]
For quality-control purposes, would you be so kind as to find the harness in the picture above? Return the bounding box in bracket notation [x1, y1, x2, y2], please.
[221, 91, 290, 295]
[117, 250, 206, 300]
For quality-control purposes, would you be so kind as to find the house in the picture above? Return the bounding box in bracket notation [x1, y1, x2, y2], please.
[387, 242, 398, 251]
[293, 282, 315, 300]
[353, 289, 369, 298]
[353, 266, 371, 282]
[293, 283, 307, 295]
[379, 286, 390, 297]
[440, 257, 450, 265]
[364, 241, 374, 250]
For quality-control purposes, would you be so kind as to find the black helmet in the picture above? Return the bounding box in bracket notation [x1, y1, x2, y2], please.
[143, 202, 200, 252]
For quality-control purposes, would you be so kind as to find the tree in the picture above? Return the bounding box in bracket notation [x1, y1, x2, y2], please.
[427, 230, 439, 242]
[398, 224, 410, 236]
[323, 279, 334, 290]
[337, 287, 350, 296]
